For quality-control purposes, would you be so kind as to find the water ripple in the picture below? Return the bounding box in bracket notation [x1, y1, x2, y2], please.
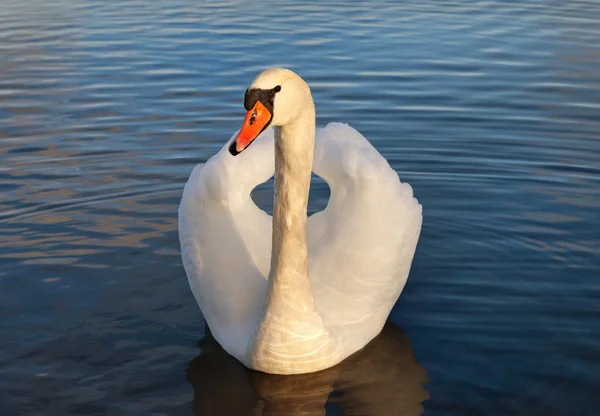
[1, 0, 600, 415]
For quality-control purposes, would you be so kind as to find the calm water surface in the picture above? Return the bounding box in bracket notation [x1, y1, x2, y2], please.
[1, 0, 600, 414]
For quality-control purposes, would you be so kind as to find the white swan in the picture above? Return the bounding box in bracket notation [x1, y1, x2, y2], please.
[179, 68, 422, 375]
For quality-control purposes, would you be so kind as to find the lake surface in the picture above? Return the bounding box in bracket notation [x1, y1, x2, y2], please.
[1, 0, 599, 414]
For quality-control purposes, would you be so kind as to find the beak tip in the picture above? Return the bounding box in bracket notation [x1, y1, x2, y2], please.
[228, 141, 240, 156]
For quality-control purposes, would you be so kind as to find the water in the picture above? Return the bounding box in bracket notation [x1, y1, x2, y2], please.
[1, 0, 599, 414]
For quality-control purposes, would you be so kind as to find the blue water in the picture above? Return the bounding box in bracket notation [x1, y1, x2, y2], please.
[1, 0, 600, 414]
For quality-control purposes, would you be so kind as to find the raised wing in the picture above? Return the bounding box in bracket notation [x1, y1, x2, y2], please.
[308, 123, 422, 350]
[178, 130, 275, 356]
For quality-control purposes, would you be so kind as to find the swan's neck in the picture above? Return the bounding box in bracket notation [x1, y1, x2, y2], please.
[250, 97, 337, 372]
[268, 106, 315, 304]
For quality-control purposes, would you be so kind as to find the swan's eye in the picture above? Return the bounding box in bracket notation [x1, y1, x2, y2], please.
[274, 85, 281, 93]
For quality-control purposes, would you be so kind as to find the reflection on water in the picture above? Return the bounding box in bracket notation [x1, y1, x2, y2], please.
[1, 0, 600, 415]
[187, 323, 429, 416]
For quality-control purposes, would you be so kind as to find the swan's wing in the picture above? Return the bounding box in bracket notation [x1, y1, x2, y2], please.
[308, 123, 422, 350]
[178, 129, 275, 356]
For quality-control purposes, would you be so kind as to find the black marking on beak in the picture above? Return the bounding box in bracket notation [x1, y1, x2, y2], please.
[244, 86, 279, 113]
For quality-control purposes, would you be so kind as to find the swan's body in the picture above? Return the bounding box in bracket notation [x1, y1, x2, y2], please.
[179, 68, 422, 374]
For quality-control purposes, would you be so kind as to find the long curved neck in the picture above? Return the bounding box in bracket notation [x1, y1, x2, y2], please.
[250, 94, 337, 372]
[267, 105, 315, 303]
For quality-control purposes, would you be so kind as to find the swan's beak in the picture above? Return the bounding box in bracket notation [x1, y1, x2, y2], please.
[229, 101, 272, 156]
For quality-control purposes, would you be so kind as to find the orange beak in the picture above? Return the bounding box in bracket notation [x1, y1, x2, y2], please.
[229, 101, 272, 156]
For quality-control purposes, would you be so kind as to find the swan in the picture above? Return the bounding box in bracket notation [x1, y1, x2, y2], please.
[178, 68, 422, 375]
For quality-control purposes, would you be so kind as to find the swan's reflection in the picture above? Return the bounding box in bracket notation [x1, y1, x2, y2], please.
[186, 322, 429, 415]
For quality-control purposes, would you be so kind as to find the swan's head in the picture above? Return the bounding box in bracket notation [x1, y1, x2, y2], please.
[229, 68, 312, 156]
